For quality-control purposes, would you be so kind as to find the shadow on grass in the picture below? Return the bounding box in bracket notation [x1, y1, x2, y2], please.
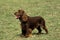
[32, 32, 48, 35]
[16, 33, 47, 38]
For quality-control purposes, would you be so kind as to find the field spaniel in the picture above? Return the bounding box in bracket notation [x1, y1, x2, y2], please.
[14, 9, 48, 37]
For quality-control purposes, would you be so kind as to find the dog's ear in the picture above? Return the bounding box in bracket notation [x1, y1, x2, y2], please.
[18, 9, 24, 13]
[22, 14, 28, 22]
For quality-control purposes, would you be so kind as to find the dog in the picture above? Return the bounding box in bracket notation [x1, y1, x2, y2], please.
[14, 9, 48, 37]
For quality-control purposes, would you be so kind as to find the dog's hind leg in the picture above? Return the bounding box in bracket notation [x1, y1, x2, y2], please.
[42, 23, 48, 34]
[37, 26, 42, 34]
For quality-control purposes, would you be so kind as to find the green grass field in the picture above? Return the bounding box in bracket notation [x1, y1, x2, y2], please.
[0, 0, 60, 40]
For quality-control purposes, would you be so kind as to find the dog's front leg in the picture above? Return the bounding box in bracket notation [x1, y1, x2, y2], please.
[25, 29, 32, 37]
[21, 23, 26, 36]
[25, 24, 32, 38]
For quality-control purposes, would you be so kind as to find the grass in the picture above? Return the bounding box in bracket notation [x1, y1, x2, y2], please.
[0, 0, 60, 40]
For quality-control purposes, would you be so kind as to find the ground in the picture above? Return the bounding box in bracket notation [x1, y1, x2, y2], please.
[0, 0, 60, 40]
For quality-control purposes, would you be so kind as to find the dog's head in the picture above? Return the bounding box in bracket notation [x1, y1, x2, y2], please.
[14, 9, 28, 21]
[14, 10, 24, 19]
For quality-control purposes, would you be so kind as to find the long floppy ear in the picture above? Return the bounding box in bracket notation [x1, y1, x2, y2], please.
[22, 14, 28, 22]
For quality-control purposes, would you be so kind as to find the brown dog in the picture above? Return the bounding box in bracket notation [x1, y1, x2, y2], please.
[14, 9, 48, 37]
